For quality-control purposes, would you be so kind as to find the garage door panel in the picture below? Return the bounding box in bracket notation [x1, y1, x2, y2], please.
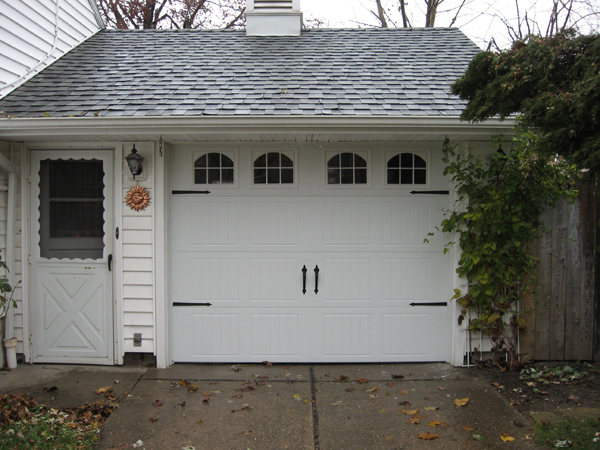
[251, 314, 299, 357]
[251, 259, 299, 301]
[323, 202, 371, 246]
[171, 311, 241, 360]
[322, 259, 371, 301]
[323, 314, 371, 356]
[250, 203, 298, 246]
[382, 258, 430, 301]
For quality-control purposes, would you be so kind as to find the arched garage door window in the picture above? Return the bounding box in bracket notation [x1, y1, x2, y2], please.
[254, 152, 294, 184]
[327, 152, 367, 185]
[194, 153, 234, 184]
[387, 152, 427, 185]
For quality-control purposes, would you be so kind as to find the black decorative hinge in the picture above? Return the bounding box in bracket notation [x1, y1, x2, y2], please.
[173, 302, 213, 307]
[172, 190, 211, 195]
[409, 302, 448, 307]
[410, 190, 450, 195]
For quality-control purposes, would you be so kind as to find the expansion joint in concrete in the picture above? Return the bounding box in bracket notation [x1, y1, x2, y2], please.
[309, 364, 321, 450]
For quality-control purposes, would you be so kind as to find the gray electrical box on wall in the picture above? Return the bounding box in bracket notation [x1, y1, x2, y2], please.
[133, 333, 142, 347]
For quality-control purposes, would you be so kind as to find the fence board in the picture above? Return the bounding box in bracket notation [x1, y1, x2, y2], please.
[524, 181, 597, 361]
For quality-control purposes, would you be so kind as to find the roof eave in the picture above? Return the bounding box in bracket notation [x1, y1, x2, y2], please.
[0, 116, 515, 141]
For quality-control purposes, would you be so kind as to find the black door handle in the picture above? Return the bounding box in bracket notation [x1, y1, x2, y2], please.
[108, 254, 113, 271]
[302, 265, 307, 295]
[314, 265, 319, 294]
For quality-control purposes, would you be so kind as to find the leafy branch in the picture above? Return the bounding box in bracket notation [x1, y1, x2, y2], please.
[438, 132, 578, 370]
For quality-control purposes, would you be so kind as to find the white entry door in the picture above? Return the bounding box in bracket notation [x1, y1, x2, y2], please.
[169, 145, 451, 363]
[30, 151, 114, 364]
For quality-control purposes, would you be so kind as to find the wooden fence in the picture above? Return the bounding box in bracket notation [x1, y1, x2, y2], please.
[521, 181, 597, 361]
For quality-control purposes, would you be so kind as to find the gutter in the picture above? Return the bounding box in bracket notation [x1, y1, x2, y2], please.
[0, 150, 16, 342]
[0, 116, 516, 139]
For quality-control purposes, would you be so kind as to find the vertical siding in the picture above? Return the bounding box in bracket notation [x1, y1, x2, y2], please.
[121, 142, 155, 354]
[0, 0, 102, 97]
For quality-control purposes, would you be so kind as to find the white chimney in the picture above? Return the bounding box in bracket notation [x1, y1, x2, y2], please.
[246, 0, 303, 36]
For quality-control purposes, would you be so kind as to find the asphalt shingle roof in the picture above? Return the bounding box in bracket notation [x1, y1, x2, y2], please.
[0, 28, 480, 118]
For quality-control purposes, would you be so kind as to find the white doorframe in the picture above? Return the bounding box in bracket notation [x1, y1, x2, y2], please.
[28, 149, 116, 364]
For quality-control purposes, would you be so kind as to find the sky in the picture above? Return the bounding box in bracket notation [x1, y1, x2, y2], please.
[298, 0, 600, 49]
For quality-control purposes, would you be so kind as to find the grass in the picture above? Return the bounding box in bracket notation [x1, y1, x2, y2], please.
[534, 419, 600, 449]
[0, 407, 99, 449]
[0, 393, 116, 450]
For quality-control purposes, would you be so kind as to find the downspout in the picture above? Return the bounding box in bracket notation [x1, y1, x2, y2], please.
[0, 150, 16, 341]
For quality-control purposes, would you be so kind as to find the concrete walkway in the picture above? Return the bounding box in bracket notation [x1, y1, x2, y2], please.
[1, 363, 537, 449]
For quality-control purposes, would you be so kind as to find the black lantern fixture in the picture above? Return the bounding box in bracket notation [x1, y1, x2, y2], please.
[125, 144, 143, 179]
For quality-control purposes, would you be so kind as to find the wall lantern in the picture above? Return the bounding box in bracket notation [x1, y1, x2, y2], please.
[125, 144, 143, 179]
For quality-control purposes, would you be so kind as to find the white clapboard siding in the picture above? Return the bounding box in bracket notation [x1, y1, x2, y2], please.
[0, 0, 103, 98]
[121, 142, 155, 354]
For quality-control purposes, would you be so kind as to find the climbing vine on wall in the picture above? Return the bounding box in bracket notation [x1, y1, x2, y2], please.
[439, 132, 578, 370]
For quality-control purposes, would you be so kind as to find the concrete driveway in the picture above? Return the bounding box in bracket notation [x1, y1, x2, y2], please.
[0, 363, 534, 449]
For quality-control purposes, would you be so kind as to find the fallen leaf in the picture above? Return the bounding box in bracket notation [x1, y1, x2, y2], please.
[43, 386, 58, 393]
[231, 406, 252, 413]
[166, 390, 174, 394]
[392, 374, 405, 379]
[399, 401, 412, 406]
[387, 382, 395, 387]
[232, 394, 244, 399]
[366, 387, 378, 393]
[424, 406, 439, 411]
[439, 422, 450, 428]
[202, 398, 210, 404]
[196, 419, 203, 425]
[417, 432, 440, 440]
[491, 382, 501, 387]
[263, 361, 273, 367]
[385, 436, 393, 440]
[473, 434, 484, 442]
[438, 386, 446, 390]
[428, 421, 441, 427]
[202, 391, 215, 397]
[231, 365, 242, 372]
[400, 408, 419, 415]
[178, 401, 187, 407]
[423, 395, 429, 400]
[345, 388, 356, 392]
[132, 440, 144, 448]
[463, 426, 474, 432]
[114, 380, 121, 384]
[400, 390, 409, 395]
[454, 397, 469, 407]
[335, 375, 349, 381]
[188, 385, 200, 393]
[408, 417, 421, 424]
[240, 386, 256, 392]
[179, 380, 191, 387]
[153, 400, 163, 407]
[500, 434, 515, 442]
[283, 366, 289, 369]
[149, 418, 159, 423]
[356, 377, 369, 384]
[95, 386, 112, 394]
[369, 394, 378, 399]
[256, 382, 266, 386]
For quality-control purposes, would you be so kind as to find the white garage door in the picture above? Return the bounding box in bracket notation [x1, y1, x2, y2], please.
[169, 144, 451, 363]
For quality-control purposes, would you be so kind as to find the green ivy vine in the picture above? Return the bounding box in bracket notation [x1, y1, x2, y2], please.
[439, 132, 578, 370]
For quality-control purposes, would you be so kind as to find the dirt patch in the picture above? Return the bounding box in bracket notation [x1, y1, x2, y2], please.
[478, 361, 600, 415]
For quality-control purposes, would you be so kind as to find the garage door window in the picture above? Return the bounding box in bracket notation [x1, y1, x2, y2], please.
[327, 152, 367, 185]
[254, 152, 294, 184]
[387, 153, 427, 185]
[194, 153, 234, 185]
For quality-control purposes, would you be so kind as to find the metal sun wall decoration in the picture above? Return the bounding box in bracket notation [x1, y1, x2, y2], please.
[125, 185, 151, 211]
